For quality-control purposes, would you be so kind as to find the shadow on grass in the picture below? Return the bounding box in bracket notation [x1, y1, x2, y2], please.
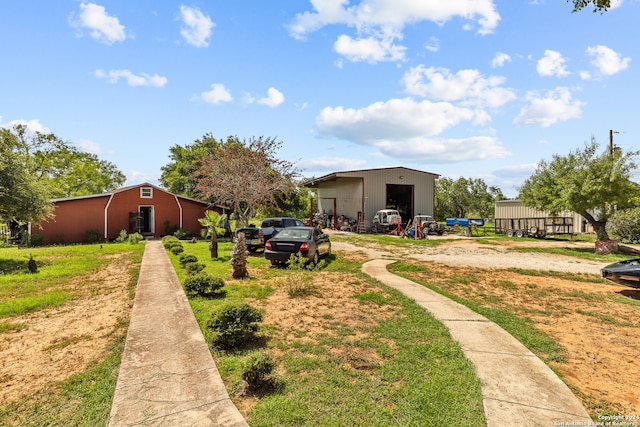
[619, 289, 640, 300]
[0, 259, 26, 274]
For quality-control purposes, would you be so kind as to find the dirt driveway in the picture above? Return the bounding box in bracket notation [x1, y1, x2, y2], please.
[329, 231, 640, 416]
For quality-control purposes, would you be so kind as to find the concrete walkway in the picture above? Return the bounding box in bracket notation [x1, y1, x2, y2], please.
[108, 240, 247, 426]
[362, 259, 592, 427]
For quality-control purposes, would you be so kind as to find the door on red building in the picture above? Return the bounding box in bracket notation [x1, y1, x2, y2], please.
[139, 206, 154, 234]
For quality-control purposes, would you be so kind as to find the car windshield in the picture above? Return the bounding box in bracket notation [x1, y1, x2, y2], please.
[277, 229, 311, 239]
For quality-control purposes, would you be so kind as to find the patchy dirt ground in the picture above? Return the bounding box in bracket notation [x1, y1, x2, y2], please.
[0, 253, 134, 404]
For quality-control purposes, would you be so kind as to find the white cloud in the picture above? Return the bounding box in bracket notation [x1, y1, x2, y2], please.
[537, 50, 570, 77]
[199, 84, 233, 104]
[289, 0, 501, 38]
[94, 69, 168, 87]
[491, 52, 511, 68]
[334, 34, 406, 63]
[257, 88, 285, 108]
[424, 37, 440, 52]
[513, 87, 585, 128]
[297, 156, 367, 172]
[288, 0, 500, 63]
[315, 97, 509, 162]
[76, 139, 113, 155]
[69, 2, 127, 44]
[179, 5, 214, 48]
[0, 118, 49, 134]
[402, 65, 516, 108]
[493, 163, 536, 179]
[586, 45, 630, 76]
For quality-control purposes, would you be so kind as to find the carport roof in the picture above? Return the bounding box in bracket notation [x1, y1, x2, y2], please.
[302, 166, 439, 188]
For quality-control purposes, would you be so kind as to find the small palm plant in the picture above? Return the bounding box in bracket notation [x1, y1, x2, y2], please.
[198, 210, 225, 258]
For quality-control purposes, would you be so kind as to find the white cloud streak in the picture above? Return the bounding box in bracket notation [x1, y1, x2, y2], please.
[179, 5, 214, 48]
[69, 2, 127, 44]
[94, 69, 168, 87]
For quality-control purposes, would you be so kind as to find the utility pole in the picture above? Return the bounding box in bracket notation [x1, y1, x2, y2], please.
[609, 129, 619, 155]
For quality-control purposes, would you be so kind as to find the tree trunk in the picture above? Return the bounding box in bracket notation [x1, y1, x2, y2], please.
[209, 232, 218, 259]
[581, 211, 609, 241]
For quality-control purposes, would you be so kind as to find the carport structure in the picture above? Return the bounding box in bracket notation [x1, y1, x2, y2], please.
[303, 166, 439, 232]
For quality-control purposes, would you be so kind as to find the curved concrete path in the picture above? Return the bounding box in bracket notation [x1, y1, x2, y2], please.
[362, 259, 592, 427]
[108, 241, 247, 426]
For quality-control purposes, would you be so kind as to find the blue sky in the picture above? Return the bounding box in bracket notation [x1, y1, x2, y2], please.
[1, 0, 636, 197]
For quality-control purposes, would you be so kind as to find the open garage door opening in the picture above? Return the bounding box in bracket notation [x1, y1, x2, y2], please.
[386, 184, 414, 222]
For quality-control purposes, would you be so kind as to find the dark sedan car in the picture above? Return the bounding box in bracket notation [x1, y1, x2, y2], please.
[264, 226, 331, 266]
[601, 258, 640, 288]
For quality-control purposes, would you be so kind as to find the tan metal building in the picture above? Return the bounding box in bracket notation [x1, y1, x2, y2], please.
[494, 200, 587, 234]
[303, 166, 439, 232]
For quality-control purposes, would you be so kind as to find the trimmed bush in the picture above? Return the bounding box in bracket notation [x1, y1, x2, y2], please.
[170, 244, 184, 255]
[207, 303, 263, 349]
[162, 235, 180, 248]
[184, 262, 206, 274]
[184, 273, 224, 297]
[606, 207, 640, 244]
[242, 352, 275, 390]
[179, 254, 198, 266]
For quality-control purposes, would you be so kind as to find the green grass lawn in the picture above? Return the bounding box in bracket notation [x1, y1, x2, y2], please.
[0, 242, 144, 427]
[167, 240, 487, 426]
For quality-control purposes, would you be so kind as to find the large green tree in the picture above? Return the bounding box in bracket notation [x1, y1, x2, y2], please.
[0, 128, 52, 223]
[10, 125, 125, 198]
[190, 135, 300, 226]
[518, 138, 640, 242]
[159, 137, 216, 198]
[435, 177, 504, 221]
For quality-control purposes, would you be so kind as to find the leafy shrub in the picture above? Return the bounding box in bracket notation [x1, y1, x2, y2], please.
[285, 252, 323, 297]
[128, 232, 143, 244]
[242, 352, 275, 390]
[184, 262, 206, 274]
[607, 207, 640, 244]
[184, 273, 224, 297]
[179, 254, 198, 266]
[174, 228, 190, 240]
[115, 230, 128, 243]
[170, 244, 184, 255]
[164, 220, 179, 235]
[85, 229, 101, 243]
[207, 303, 263, 349]
[20, 233, 44, 247]
[30, 234, 44, 247]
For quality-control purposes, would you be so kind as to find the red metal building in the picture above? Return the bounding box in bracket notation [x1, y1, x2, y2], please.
[34, 183, 219, 244]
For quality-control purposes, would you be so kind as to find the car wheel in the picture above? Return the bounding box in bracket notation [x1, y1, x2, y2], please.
[506, 230, 514, 237]
[515, 230, 524, 238]
[270, 260, 279, 266]
[312, 251, 319, 265]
